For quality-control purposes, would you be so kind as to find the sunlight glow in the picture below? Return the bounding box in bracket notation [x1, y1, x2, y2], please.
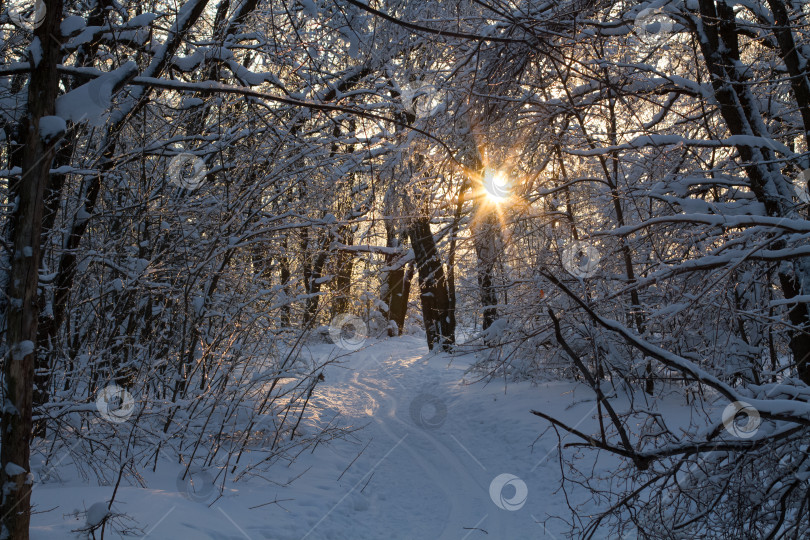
[482, 167, 511, 203]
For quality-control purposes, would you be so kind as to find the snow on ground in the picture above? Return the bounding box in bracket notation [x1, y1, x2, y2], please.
[31, 335, 631, 539]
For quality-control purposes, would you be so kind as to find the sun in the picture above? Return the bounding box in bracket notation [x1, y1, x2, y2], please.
[482, 167, 511, 203]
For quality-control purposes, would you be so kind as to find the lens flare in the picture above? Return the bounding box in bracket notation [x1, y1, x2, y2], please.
[482, 168, 510, 203]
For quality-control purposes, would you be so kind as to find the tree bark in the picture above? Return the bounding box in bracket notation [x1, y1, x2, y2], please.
[695, 0, 810, 384]
[331, 224, 355, 317]
[1, 1, 63, 537]
[382, 220, 412, 336]
[473, 211, 500, 331]
[407, 217, 454, 350]
[279, 234, 291, 327]
[301, 228, 329, 328]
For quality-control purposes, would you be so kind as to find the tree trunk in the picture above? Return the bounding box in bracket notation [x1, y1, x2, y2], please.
[280, 234, 291, 327]
[382, 220, 412, 336]
[462, 150, 503, 333]
[301, 228, 329, 328]
[473, 211, 500, 331]
[407, 217, 454, 351]
[1, 1, 63, 537]
[331, 224, 354, 317]
[695, 0, 810, 384]
[446, 179, 468, 337]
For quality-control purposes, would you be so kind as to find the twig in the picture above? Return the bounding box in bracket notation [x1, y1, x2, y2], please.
[338, 438, 372, 481]
[360, 471, 374, 493]
[248, 498, 294, 510]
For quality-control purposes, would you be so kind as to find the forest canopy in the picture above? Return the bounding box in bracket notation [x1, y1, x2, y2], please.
[2, 0, 810, 537]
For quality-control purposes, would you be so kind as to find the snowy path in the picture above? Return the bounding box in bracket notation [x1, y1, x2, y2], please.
[268, 336, 600, 539]
[314, 344, 509, 539]
[32, 336, 608, 539]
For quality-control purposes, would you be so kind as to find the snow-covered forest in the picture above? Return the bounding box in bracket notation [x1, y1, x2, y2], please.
[2, 0, 810, 537]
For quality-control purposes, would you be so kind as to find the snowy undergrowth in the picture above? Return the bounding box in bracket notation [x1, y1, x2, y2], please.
[29, 334, 685, 539]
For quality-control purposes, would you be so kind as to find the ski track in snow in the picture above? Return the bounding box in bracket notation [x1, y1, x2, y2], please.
[32, 335, 613, 539]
